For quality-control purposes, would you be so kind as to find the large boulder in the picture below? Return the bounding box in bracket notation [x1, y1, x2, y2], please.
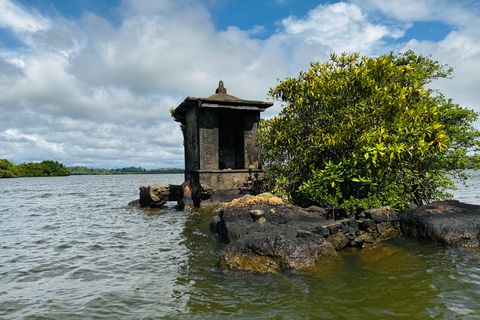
[211, 194, 401, 273]
[212, 194, 339, 273]
[398, 200, 480, 248]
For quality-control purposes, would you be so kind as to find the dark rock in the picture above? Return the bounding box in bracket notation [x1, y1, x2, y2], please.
[358, 219, 377, 232]
[209, 215, 222, 233]
[250, 210, 266, 224]
[212, 195, 480, 273]
[326, 221, 343, 235]
[139, 185, 182, 208]
[200, 188, 215, 200]
[220, 248, 281, 273]
[378, 224, 399, 240]
[355, 210, 366, 219]
[296, 230, 318, 239]
[216, 194, 330, 243]
[398, 200, 480, 247]
[377, 222, 400, 240]
[212, 194, 448, 273]
[215, 194, 339, 273]
[391, 221, 401, 230]
[354, 231, 375, 244]
[365, 206, 398, 222]
[313, 226, 330, 238]
[220, 235, 337, 273]
[128, 199, 141, 207]
[377, 221, 392, 229]
[328, 233, 349, 250]
[409, 202, 419, 209]
[322, 219, 358, 240]
[305, 206, 327, 216]
[340, 219, 358, 235]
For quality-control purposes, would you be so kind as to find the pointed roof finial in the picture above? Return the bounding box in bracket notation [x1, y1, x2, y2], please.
[216, 80, 227, 94]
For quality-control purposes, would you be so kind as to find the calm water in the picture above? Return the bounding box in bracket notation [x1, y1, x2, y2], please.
[1, 173, 479, 319]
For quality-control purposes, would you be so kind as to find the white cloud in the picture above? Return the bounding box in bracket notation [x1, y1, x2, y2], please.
[0, 58, 24, 84]
[263, 1, 403, 77]
[2, 128, 65, 155]
[402, 31, 480, 114]
[0, 0, 50, 33]
[366, 0, 480, 115]
[8, 58, 25, 68]
[0, 0, 479, 168]
[279, 2, 401, 55]
[248, 25, 267, 36]
[353, 0, 480, 28]
[352, 0, 436, 21]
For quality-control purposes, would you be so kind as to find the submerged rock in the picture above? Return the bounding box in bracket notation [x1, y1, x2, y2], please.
[398, 200, 480, 248]
[220, 233, 338, 273]
[128, 199, 141, 207]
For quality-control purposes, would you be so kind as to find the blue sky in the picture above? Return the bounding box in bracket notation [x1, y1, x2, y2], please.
[1, 0, 479, 168]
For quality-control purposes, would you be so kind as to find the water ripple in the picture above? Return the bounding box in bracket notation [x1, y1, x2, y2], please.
[1, 174, 480, 319]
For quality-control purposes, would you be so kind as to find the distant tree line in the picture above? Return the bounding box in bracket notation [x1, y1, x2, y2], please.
[1, 160, 184, 178]
[0, 159, 71, 178]
[67, 166, 184, 175]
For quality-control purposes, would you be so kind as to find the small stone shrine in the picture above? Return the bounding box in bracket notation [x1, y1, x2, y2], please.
[172, 81, 273, 205]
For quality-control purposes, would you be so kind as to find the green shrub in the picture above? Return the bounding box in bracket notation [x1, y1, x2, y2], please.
[258, 51, 480, 212]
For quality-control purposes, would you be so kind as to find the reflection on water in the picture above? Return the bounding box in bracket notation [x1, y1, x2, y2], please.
[0, 174, 480, 319]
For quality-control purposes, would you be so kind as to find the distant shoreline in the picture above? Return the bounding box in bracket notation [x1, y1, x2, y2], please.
[67, 166, 184, 175]
[69, 171, 184, 175]
[1, 159, 184, 178]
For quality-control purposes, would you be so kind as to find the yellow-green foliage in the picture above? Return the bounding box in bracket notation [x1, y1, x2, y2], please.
[258, 51, 480, 211]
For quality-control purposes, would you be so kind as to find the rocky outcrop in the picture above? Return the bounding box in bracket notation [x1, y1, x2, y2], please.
[398, 200, 480, 248]
[210, 194, 401, 273]
[208, 195, 480, 274]
[139, 185, 182, 208]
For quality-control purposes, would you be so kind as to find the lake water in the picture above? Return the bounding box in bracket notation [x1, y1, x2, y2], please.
[1, 172, 479, 319]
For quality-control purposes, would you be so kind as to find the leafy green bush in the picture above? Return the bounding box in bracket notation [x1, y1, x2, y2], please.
[258, 51, 480, 211]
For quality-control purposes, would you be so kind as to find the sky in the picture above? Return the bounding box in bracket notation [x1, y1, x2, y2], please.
[1, 0, 479, 169]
